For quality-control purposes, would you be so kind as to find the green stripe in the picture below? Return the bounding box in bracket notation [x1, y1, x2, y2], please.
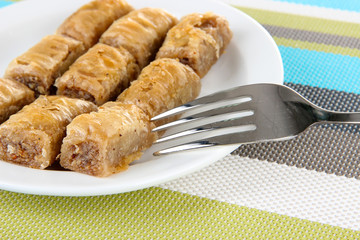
[235, 6, 360, 39]
[274, 37, 360, 57]
[1, 188, 359, 239]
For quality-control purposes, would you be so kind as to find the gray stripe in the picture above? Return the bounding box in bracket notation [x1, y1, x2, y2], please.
[263, 24, 360, 49]
[233, 83, 360, 180]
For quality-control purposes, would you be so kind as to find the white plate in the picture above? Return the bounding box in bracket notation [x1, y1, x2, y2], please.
[0, 0, 283, 196]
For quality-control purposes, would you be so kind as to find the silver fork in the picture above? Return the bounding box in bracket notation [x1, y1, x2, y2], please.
[151, 83, 360, 156]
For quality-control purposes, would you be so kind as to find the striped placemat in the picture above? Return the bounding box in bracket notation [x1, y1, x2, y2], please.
[1, 0, 360, 239]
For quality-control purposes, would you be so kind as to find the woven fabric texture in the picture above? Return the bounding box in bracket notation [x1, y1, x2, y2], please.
[1, 187, 359, 239]
[160, 154, 360, 230]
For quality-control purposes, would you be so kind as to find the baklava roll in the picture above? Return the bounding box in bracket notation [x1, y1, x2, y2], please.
[56, 0, 134, 49]
[60, 102, 156, 177]
[0, 96, 97, 169]
[100, 8, 178, 69]
[117, 58, 201, 121]
[4, 35, 85, 95]
[156, 12, 232, 77]
[55, 43, 139, 105]
[0, 78, 35, 123]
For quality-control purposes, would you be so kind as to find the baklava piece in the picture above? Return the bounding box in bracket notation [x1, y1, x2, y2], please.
[156, 12, 232, 77]
[55, 43, 139, 105]
[0, 78, 35, 123]
[100, 8, 178, 68]
[60, 102, 156, 177]
[56, 0, 134, 49]
[117, 58, 201, 121]
[4, 35, 85, 94]
[0, 96, 97, 169]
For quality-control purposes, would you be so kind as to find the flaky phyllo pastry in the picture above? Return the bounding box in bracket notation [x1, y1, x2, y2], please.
[55, 43, 140, 105]
[0, 78, 34, 123]
[157, 12, 232, 77]
[4, 35, 86, 95]
[117, 58, 201, 121]
[0, 96, 97, 169]
[100, 7, 178, 68]
[60, 102, 156, 177]
[56, 0, 134, 49]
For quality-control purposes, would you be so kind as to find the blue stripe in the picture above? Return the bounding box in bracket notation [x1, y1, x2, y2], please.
[0, 0, 13, 8]
[279, 46, 360, 94]
[274, 0, 360, 12]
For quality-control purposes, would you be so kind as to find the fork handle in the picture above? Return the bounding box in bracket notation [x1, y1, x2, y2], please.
[317, 110, 360, 124]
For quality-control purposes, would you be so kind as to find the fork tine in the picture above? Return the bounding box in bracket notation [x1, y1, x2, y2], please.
[153, 98, 254, 132]
[153, 142, 216, 156]
[151, 87, 253, 121]
[153, 124, 257, 156]
[153, 124, 256, 151]
[187, 84, 256, 104]
[151, 104, 195, 121]
[153, 110, 254, 135]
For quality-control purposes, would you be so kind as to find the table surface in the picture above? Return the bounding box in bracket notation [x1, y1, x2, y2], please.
[1, 0, 360, 239]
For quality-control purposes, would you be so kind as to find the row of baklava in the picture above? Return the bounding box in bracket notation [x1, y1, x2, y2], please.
[0, 0, 232, 177]
[0, 0, 134, 123]
[0, 0, 176, 169]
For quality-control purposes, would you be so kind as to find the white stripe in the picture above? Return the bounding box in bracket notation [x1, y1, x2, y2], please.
[160, 155, 360, 230]
[221, 0, 360, 24]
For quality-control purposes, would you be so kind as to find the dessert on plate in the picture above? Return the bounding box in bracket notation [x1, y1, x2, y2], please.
[100, 7, 178, 69]
[156, 12, 232, 77]
[4, 35, 85, 95]
[0, 78, 34, 123]
[0, 96, 97, 169]
[55, 43, 139, 105]
[56, 0, 134, 49]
